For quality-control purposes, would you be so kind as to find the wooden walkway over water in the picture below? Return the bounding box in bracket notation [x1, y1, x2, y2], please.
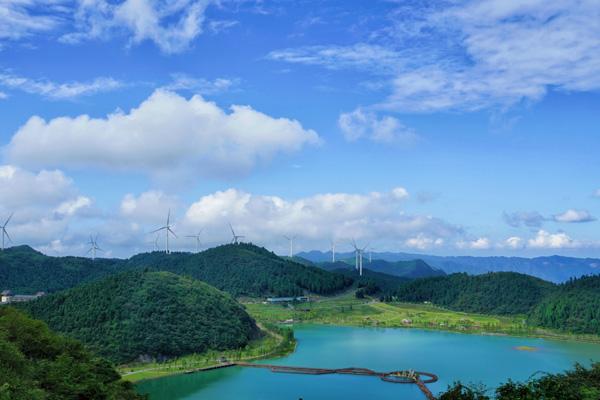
[186, 362, 438, 400]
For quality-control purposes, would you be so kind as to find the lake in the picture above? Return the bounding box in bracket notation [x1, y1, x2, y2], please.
[137, 325, 600, 399]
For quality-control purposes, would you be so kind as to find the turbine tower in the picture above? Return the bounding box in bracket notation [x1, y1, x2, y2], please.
[229, 223, 244, 244]
[151, 210, 177, 254]
[186, 230, 203, 253]
[330, 240, 336, 262]
[283, 235, 296, 258]
[86, 235, 103, 260]
[1, 213, 13, 251]
[351, 240, 369, 276]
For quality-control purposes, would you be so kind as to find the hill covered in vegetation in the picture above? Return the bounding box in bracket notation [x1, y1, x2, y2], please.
[0, 245, 123, 294]
[0, 244, 351, 297]
[395, 272, 556, 315]
[22, 270, 260, 363]
[125, 244, 352, 297]
[528, 274, 600, 335]
[318, 258, 444, 279]
[0, 307, 142, 399]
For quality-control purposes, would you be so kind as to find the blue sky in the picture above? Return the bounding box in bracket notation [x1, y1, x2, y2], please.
[1, 0, 600, 257]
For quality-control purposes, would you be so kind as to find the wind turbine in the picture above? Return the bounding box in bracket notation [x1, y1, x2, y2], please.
[1, 213, 13, 251]
[351, 239, 369, 276]
[229, 223, 244, 244]
[283, 235, 296, 258]
[186, 230, 203, 253]
[151, 210, 177, 254]
[330, 240, 336, 262]
[86, 235, 103, 260]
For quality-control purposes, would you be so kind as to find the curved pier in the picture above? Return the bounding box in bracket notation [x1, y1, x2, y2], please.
[235, 362, 438, 399]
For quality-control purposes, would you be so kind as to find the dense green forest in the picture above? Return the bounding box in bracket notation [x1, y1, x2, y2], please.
[0, 245, 123, 294]
[0, 307, 143, 400]
[0, 244, 351, 297]
[395, 272, 556, 315]
[21, 271, 260, 363]
[325, 264, 410, 298]
[125, 244, 352, 297]
[318, 258, 445, 279]
[439, 362, 600, 399]
[528, 275, 600, 334]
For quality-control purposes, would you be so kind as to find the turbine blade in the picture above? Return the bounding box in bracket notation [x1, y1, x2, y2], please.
[149, 227, 166, 234]
[4, 229, 12, 244]
[168, 228, 177, 238]
[4, 212, 13, 227]
[96, 247, 104, 252]
[167, 209, 171, 225]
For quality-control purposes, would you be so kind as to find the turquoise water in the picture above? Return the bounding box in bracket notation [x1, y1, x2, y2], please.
[137, 325, 600, 399]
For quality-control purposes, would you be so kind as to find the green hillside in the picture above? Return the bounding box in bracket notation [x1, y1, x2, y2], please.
[0, 245, 123, 294]
[528, 275, 600, 334]
[395, 272, 556, 315]
[22, 271, 260, 363]
[320, 258, 444, 279]
[324, 262, 410, 297]
[0, 307, 142, 399]
[0, 244, 351, 298]
[125, 244, 352, 297]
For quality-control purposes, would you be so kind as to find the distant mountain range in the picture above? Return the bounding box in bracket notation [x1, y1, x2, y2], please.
[314, 259, 445, 279]
[298, 250, 600, 283]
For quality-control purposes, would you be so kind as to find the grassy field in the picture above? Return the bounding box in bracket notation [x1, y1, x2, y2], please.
[120, 323, 295, 382]
[244, 291, 600, 342]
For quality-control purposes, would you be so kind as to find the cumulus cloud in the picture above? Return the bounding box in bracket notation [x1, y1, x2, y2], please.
[457, 237, 491, 250]
[553, 209, 596, 223]
[528, 230, 580, 249]
[0, 164, 95, 248]
[503, 211, 546, 228]
[338, 108, 417, 144]
[6, 90, 320, 178]
[0, 72, 122, 99]
[404, 235, 444, 251]
[61, 0, 218, 54]
[181, 187, 461, 251]
[504, 236, 524, 249]
[120, 191, 180, 224]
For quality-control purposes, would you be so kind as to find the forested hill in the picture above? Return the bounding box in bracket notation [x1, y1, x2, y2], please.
[318, 258, 444, 279]
[22, 270, 260, 363]
[528, 275, 600, 334]
[0, 243, 351, 297]
[0, 307, 142, 399]
[395, 272, 556, 315]
[0, 245, 123, 293]
[125, 243, 352, 297]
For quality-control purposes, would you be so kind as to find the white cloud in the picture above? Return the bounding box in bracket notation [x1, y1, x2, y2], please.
[164, 74, 239, 95]
[267, 44, 405, 73]
[338, 108, 417, 144]
[6, 89, 320, 178]
[504, 236, 523, 249]
[457, 237, 491, 250]
[61, 0, 218, 54]
[553, 209, 596, 223]
[528, 230, 578, 249]
[0, 91, 7, 99]
[120, 191, 180, 224]
[0, 72, 122, 99]
[0, 0, 64, 41]
[182, 187, 460, 250]
[404, 235, 444, 251]
[0, 164, 95, 248]
[269, 1, 600, 112]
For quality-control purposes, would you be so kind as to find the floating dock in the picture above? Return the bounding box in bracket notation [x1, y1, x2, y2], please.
[186, 362, 439, 399]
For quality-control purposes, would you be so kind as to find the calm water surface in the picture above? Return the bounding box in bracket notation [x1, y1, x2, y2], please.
[137, 325, 600, 399]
